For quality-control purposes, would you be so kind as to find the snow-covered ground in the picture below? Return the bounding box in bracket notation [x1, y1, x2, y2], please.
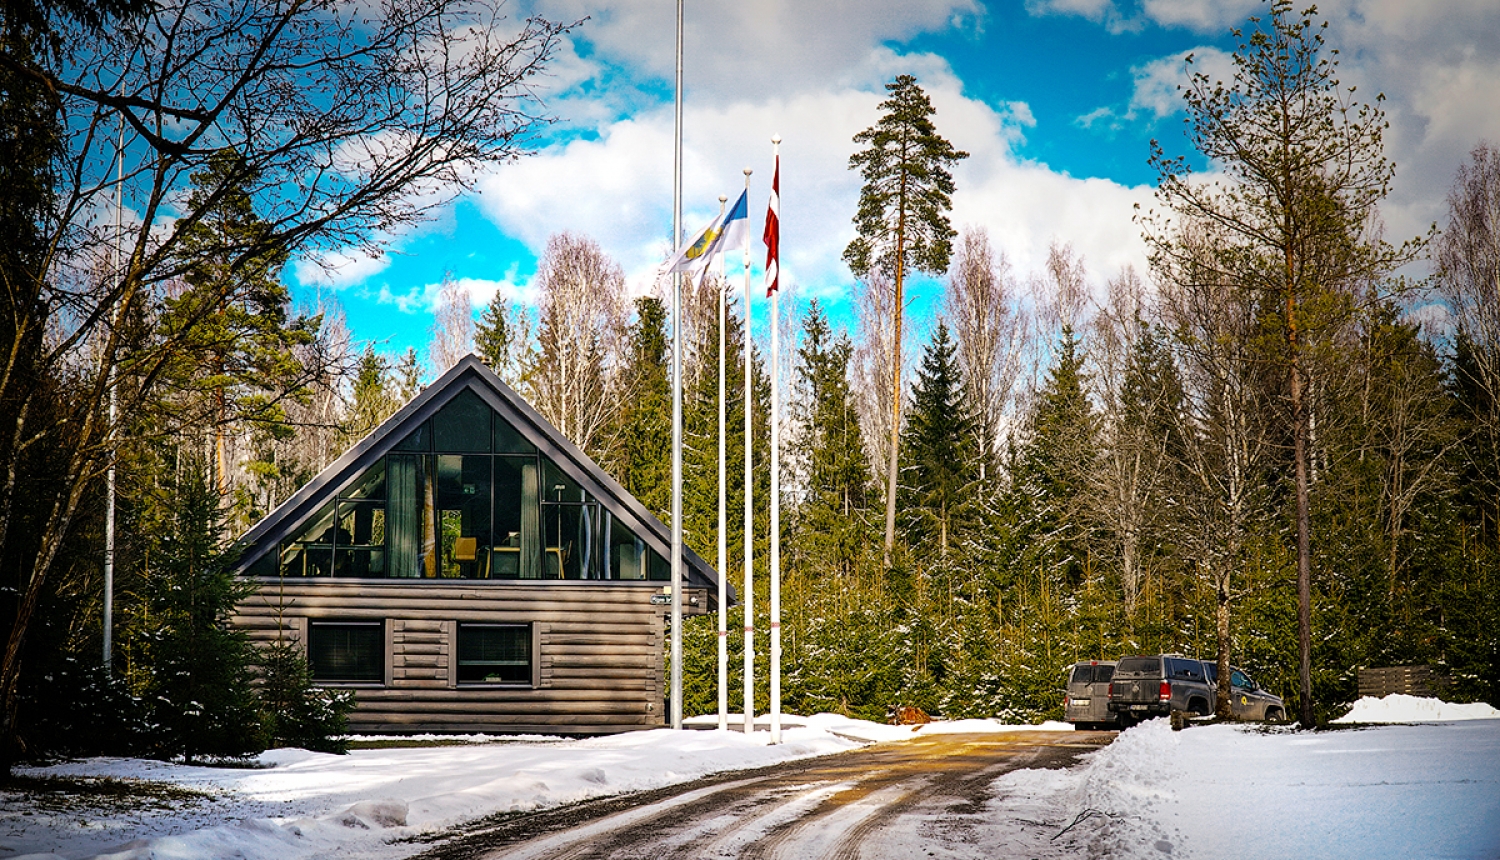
[1000, 703, 1500, 858]
[3, 697, 1497, 860]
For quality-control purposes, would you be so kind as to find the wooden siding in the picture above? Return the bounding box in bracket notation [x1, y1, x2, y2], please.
[232, 579, 686, 735]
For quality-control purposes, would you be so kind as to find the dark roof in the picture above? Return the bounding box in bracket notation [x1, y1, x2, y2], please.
[233, 355, 728, 603]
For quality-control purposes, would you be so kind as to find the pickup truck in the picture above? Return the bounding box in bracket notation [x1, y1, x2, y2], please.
[1107, 654, 1216, 725]
[1107, 654, 1286, 725]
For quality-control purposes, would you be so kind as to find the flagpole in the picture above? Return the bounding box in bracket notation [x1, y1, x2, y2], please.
[717, 194, 729, 732]
[741, 166, 754, 736]
[768, 136, 783, 745]
[669, 0, 684, 732]
[104, 117, 123, 673]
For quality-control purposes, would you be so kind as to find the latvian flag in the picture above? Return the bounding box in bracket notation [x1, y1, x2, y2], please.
[763, 153, 780, 296]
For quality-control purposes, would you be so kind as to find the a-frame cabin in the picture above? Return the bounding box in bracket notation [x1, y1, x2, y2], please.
[230, 355, 727, 734]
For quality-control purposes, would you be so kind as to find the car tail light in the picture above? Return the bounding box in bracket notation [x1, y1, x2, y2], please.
[1107, 682, 1113, 698]
[1159, 681, 1172, 701]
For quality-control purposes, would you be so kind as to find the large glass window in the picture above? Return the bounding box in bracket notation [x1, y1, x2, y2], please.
[308, 621, 384, 683]
[456, 623, 531, 684]
[264, 395, 670, 582]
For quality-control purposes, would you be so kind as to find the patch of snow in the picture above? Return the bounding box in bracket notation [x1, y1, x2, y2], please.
[986, 711, 1500, 859]
[1333, 693, 1500, 723]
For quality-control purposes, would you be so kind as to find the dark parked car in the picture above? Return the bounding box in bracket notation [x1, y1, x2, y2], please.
[1063, 661, 1118, 730]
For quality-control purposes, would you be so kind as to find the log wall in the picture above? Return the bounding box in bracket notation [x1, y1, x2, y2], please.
[232, 579, 699, 735]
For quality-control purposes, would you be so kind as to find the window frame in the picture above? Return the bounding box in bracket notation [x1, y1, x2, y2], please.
[307, 619, 388, 686]
[451, 621, 540, 689]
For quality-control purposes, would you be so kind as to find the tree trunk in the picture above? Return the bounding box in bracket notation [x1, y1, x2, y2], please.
[1290, 285, 1314, 727]
[883, 213, 907, 568]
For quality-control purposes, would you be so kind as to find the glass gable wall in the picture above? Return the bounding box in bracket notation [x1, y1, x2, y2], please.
[267, 389, 668, 581]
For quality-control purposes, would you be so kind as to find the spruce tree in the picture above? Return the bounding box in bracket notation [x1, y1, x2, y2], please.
[612, 297, 673, 522]
[900, 323, 979, 557]
[788, 301, 871, 579]
[126, 461, 265, 761]
[1013, 327, 1097, 584]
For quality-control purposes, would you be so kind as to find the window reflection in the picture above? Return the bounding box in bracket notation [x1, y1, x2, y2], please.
[267, 398, 671, 583]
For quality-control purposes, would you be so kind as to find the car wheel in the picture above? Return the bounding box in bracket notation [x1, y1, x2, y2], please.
[1188, 698, 1210, 716]
[1264, 708, 1283, 723]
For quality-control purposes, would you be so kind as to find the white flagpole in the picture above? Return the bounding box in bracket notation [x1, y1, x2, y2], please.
[717, 194, 729, 732]
[669, 0, 684, 731]
[768, 135, 783, 745]
[741, 166, 754, 735]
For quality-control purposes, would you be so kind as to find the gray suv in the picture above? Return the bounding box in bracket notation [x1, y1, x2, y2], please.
[1107, 654, 1215, 725]
[1063, 661, 1119, 730]
[1207, 663, 1286, 722]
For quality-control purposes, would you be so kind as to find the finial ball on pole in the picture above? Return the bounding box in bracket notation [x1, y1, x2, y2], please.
[744, 167, 753, 176]
[772, 135, 781, 144]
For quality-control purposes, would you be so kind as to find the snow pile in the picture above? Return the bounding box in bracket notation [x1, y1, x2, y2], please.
[1334, 693, 1500, 723]
[990, 714, 1500, 859]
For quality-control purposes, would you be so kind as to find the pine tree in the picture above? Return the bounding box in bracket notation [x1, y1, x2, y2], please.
[845, 74, 969, 565]
[159, 148, 314, 495]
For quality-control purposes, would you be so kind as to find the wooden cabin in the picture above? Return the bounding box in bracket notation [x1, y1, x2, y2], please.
[230, 356, 727, 734]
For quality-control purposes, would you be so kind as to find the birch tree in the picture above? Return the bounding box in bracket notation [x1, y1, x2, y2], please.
[530, 232, 627, 459]
[944, 228, 1025, 471]
[428, 276, 475, 375]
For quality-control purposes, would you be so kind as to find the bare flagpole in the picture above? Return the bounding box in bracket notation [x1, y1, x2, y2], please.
[741, 166, 754, 735]
[104, 117, 124, 672]
[669, 0, 684, 731]
[767, 136, 782, 745]
[716, 194, 729, 732]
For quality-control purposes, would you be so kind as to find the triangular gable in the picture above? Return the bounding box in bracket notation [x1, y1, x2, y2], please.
[234, 355, 727, 600]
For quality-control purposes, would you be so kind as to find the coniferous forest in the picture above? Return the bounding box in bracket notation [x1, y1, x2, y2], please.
[2, 1, 1497, 768]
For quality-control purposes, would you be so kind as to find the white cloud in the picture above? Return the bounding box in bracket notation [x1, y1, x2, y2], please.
[526, 0, 983, 102]
[376, 274, 535, 315]
[1128, 46, 1232, 119]
[1140, 0, 1259, 33]
[293, 248, 391, 289]
[473, 46, 1148, 321]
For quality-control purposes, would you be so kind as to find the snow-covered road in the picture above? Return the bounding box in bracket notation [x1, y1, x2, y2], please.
[3, 697, 1498, 860]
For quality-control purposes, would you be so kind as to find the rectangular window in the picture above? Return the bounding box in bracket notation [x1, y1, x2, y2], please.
[457, 623, 532, 685]
[308, 621, 384, 683]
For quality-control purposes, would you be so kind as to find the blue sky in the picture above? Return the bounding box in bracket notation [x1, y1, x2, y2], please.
[289, 0, 1500, 365]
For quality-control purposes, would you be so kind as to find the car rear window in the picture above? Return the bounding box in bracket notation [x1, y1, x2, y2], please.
[1097, 664, 1115, 682]
[1070, 665, 1092, 685]
[1117, 657, 1160, 676]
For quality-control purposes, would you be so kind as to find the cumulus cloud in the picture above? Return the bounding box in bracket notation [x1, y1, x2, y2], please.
[474, 45, 1147, 317]
[293, 248, 392, 290]
[525, 0, 982, 102]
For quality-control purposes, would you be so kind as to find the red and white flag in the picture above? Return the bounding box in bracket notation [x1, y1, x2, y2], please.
[763, 153, 780, 296]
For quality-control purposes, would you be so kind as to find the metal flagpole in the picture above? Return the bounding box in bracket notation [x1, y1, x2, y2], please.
[716, 194, 729, 732]
[670, 0, 684, 731]
[768, 136, 782, 744]
[104, 118, 123, 672]
[741, 166, 754, 735]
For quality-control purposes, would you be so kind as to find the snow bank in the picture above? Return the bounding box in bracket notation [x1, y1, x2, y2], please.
[1333, 693, 1500, 723]
[987, 714, 1500, 859]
